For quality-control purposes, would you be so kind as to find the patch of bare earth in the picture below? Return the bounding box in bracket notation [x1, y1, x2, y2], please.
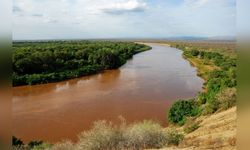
[150, 107, 236, 150]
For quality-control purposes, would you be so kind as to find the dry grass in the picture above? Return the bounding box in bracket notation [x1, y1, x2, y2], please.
[167, 41, 236, 57]
[151, 107, 236, 150]
[184, 56, 219, 81]
[216, 88, 237, 111]
[181, 107, 236, 149]
[49, 140, 75, 150]
[47, 119, 184, 150]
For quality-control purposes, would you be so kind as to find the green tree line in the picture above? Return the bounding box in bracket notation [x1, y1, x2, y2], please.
[13, 41, 151, 86]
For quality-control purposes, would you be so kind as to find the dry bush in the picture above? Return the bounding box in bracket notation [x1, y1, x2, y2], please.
[123, 120, 168, 149]
[183, 118, 200, 134]
[12, 146, 25, 150]
[49, 119, 184, 150]
[76, 120, 124, 150]
[49, 140, 74, 150]
[216, 88, 236, 110]
[165, 129, 184, 146]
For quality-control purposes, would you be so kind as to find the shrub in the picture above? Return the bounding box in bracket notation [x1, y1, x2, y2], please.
[209, 70, 227, 78]
[202, 99, 220, 115]
[12, 146, 25, 150]
[216, 88, 236, 110]
[12, 136, 24, 147]
[168, 100, 199, 125]
[32, 143, 52, 150]
[67, 119, 173, 150]
[183, 118, 200, 134]
[124, 120, 168, 149]
[50, 141, 74, 150]
[28, 140, 43, 149]
[190, 49, 199, 56]
[77, 120, 123, 150]
[197, 92, 207, 105]
[165, 129, 184, 146]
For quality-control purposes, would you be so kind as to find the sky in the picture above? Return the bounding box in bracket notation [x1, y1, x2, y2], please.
[13, 0, 236, 40]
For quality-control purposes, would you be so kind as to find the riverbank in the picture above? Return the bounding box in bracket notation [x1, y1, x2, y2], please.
[158, 41, 237, 149]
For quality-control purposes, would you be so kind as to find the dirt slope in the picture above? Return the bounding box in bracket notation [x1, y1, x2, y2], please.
[152, 107, 236, 150]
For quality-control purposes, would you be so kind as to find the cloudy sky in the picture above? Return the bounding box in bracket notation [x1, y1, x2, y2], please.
[13, 0, 236, 40]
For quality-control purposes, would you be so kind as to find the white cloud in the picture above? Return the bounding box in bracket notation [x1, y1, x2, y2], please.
[184, 0, 211, 8]
[13, 0, 236, 40]
[100, 0, 147, 14]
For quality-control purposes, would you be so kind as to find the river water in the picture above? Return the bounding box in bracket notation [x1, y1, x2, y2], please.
[13, 43, 203, 143]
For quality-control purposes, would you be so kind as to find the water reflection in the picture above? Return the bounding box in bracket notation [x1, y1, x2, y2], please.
[55, 82, 69, 92]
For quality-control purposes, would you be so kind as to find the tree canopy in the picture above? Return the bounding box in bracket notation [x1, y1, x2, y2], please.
[13, 41, 151, 86]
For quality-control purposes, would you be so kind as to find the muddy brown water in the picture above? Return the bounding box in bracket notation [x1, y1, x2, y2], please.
[13, 43, 204, 143]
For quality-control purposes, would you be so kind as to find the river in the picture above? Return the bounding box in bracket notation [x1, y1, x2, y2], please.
[13, 43, 204, 143]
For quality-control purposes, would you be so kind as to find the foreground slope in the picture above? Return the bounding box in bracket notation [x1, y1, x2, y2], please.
[150, 106, 236, 150]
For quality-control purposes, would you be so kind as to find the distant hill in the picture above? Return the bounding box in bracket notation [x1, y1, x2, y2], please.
[164, 36, 236, 41]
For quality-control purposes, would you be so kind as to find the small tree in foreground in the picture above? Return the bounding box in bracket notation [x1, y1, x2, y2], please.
[168, 100, 199, 125]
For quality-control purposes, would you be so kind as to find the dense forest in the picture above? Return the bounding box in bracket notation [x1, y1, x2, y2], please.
[13, 41, 151, 86]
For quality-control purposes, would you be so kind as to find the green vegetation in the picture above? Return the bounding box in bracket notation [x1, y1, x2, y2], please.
[216, 87, 236, 111]
[168, 42, 237, 125]
[13, 41, 151, 86]
[168, 41, 236, 57]
[12, 136, 24, 147]
[168, 100, 200, 126]
[13, 119, 183, 150]
[12, 41, 236, 149]
[12, 136, 52, 150]
[164, 129, 184, 146]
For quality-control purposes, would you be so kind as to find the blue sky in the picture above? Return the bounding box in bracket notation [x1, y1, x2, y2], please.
[13, 0, 236, 40]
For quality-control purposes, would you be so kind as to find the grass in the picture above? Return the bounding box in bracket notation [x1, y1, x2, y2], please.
[75, 120, 183, 150]
[184, 56, 220, 81]
[183, 118, 200, 134]
[167, 41, 236, 57]
[13, 119, 184, 150]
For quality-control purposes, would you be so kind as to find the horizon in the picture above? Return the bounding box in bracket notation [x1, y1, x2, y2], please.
[13, 35, 236, 42]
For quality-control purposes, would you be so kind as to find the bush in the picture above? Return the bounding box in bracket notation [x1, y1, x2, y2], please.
[197, 92, 207, 105]
[12, 146, 25, 150]
[28, 140, 43, 149]
[183, 118, 200, 134]
[168, 100, 199, 125]
[190, 49, 199, 56]
[124, 120, 168, 149]
[165, 129, 184, 146]
[77, 120, 123, 150]
[32, 143, 52, 150]
[50, 141, 74, 150]
[12, 136, 24, 147]
[202, 98, 220, 115]
[216, 88, 236, 110]
[28, 141, 43, 149]
[55, 119, 176, 150]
